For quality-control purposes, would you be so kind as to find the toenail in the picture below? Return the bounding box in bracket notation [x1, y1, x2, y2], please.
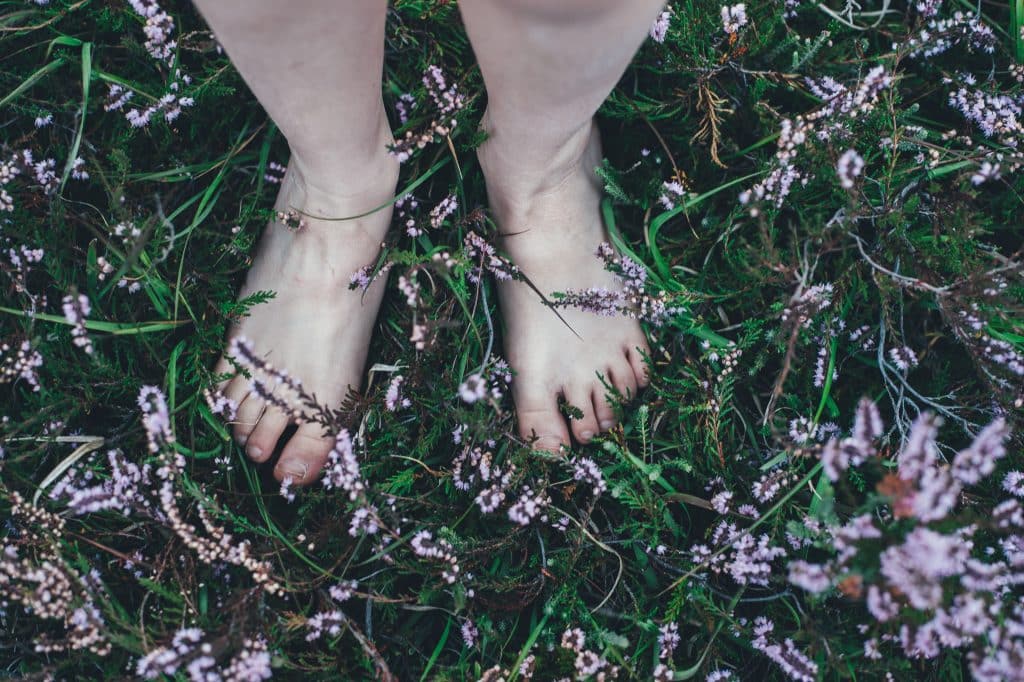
[600, 420, 614, 430]
[581, 430, 594, 441]
[535, 437, 563, 451]
[247, 446, 263, 461]
[280, 461, 308, 482]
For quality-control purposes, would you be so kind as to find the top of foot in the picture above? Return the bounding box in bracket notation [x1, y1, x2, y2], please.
[478, 119, 651, 452]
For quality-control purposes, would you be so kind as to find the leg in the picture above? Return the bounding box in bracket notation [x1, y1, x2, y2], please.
[460, 0, 663, 451]
[201, 0, 399, 484]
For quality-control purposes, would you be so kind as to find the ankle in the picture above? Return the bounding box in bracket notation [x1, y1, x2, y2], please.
[477, 113, 599, 210]
[285, 107, 400, 209]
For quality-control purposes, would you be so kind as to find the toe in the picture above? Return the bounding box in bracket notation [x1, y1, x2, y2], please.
[515, 385, 570, 453]
[233, 393, 266, 447]
[592, 382, 617, 432]
[274, 422, 333, 485]
[222, 376, 249, 407]
[245, 405, 289, 463]
[609, 362, 638, 403]
[627, 343, 651, 389]
[566, 384, 600, 445]
[213, 355, 234, 392]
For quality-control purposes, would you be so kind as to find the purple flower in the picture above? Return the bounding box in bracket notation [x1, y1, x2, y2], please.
[649, 9, 672, 43]
[720, 3, 748, 34]
[837, 149, 864, 188]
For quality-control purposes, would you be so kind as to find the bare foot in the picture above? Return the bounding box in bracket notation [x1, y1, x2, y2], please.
[213, 141, 398, 485]
[478, 118, 651, 452]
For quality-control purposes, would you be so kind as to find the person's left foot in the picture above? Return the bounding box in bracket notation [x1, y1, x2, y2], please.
[477, 117, 650, 451]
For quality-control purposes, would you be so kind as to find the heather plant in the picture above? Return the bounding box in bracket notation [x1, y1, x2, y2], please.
[1, 0, 1023, 680]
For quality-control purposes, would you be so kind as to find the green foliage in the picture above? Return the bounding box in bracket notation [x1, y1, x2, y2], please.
[1, 0, 1023, 680]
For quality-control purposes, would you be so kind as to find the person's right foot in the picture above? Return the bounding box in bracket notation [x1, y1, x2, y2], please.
[213, 144, 399, 486]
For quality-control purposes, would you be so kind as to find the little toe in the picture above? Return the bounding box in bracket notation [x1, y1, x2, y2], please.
[233, 393, 266, 447]
[592, 384, 618, 432]
[515, 387, 570, 453]
[274, 422, 333, 485]
[609, 363, 638, 403]
[212, 355, 235, 392]
[627, 344, 651, 389]
[245, 406, 289, 463]
[566, 385, 600, 445]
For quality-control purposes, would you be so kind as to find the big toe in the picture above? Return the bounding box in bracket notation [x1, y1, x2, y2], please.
[245, 406, 290, 463]
[274, 422, 333, 485]
[515, 386, 570, 453]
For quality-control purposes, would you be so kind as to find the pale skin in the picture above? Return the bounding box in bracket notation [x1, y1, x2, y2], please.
[200, 0, 666, 485]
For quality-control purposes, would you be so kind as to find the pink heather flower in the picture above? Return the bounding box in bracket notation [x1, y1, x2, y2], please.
[896, 412, 941, 481]
[389, 65, 465, 162]
[321, 429, 366, 501]
[787, 560, 832, 593]
[137, 626, 207, 679]
[397, 275, 420, 307]
[1, 339, 44, 392]
[658, 179, 686, 210]
[561, 627, 586, 652]
[460, 619, 479, 647]
[64, 448, 155, 516]
[280, 476, 296, 503]
[575, 649, 608, 677]
[720, 3, 748, 34]
[880, 527, 970, 610]
[852, 397, 883, 442]
[658, 622, 680, 659]
[971, 161, 1001, 185]
[571, 457, 607, 496]
[305, 611, 344, 641]
[463, 232, 518, 282]
[711, 490, 733, 514]
[223, 638, 272, 681]
[138, 385, 173, 453]
[653, 664, 673, 681]
[385, 374, 411, 411]
[104, 84, 134, 112]
[1003, 471, 1024, 497]
[888, 345, 918, 371]
[395, 92, 415, 125]
[428, 193, 458, 229]
[951, 417, 1009, 485]
[263, 161, 286, 184]
[837, 149, 864, 189]
[128, 0, 177, 63]
[788, 416, 817, 444]
[507, 487, 549, 526]
[458, 374, 487, 403]
[650, 8, 672, 43]
[750, 617, 817, 682]
[752, 470, 789, 503]
[410, 530, 460, 583]
[329, 580, 358, 602]
[70, 157, 89, 180]
[203, 388, 238, 421]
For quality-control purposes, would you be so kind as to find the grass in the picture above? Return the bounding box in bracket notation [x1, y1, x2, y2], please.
[1, 0, 1023, 680]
